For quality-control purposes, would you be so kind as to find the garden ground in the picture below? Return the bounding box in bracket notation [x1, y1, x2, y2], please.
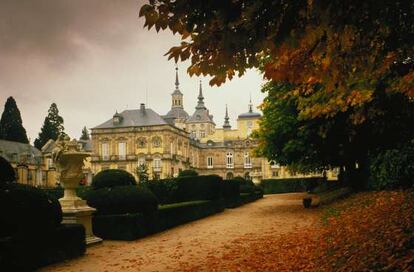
[42, 193, 318, 271]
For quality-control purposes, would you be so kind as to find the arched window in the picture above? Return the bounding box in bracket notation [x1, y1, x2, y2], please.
[152, 137, 162, 148]
[247, 121, 253, 136]
[244, 152, 252, 168]
[244, 172, 251, 180]
[226, 152, 233, 169]
[137, 137, 146, 148]
[226, 172, 234, 180]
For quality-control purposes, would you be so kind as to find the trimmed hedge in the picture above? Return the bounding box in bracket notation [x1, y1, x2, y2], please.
[0, 223, 85, 271]
[42, 185, 92, 201]
[144, 175, 223, 204]
[0, 156, 15, 184]
[86, 185, 158, 215]
[92, 169, 137, 189]
[93, 200, 224, 240]
[173, 175, 222, 202]
[261, 177, 327, 194]
[178, 169, 199, 177]
[0, 183, 62, 238]
[142, 179, 177, 205]
[221, 179, 240, 199]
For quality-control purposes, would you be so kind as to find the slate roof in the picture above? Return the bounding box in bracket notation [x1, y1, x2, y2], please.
[93, 107, 168, 129]
[238, 111, 261, 119]
[0, 139, 42, 163]
[164, 107, 189, 120]
[187, 108, 215, 124]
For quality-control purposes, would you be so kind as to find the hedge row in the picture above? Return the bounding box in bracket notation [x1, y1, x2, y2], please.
[0, 223, 85, 271]
[42, 186, 92, 201]
[92, 199, 224, 240]
[261, 177, 328, 194]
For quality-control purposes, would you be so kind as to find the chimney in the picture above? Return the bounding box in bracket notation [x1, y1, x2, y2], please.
[140, 103, 145, 111]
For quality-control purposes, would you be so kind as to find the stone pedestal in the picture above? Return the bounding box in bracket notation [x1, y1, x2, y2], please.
[54, 137, 102, 245]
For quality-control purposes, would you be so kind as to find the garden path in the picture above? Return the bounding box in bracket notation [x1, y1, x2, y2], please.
[42, 193, 320, 272]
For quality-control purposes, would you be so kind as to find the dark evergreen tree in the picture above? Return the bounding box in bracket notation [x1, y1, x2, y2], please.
[0, 97, 29, 143]
[80, 126, 90, 140]
[34, 103, 65, 149]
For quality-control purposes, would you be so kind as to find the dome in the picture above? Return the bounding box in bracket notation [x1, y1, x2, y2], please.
[165, 107, 189, 120]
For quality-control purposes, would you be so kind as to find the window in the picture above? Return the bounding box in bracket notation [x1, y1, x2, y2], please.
[137, 137, 146, 148]
[247, 121, 253, 136]
[118, 142, 126, 160]
[226, 172, 234, 179]
[244, 152, 252, 168]
[199, 130, 206, 138]
[270, 160, 280, 168]
[272, 170, 279, 177]
[207, 156, 213, 169]
[101, 143, 109, 161]
[138, 157, 145, 166]
[244, 172, 251, 180]
[152, 137, 162, 148]
[153, 158, 161, 171]
[47, 158, 54, 169]
[226, 152, 234, 169]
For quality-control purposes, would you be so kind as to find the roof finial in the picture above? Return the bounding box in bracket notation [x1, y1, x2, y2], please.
[248, 95, 253, 113]
[196, 80, 206, 109]
[223, 104, 231, 129]
[175, 66, 179, 90]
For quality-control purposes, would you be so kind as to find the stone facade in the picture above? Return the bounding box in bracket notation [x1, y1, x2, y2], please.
[90, 68, 338, 181]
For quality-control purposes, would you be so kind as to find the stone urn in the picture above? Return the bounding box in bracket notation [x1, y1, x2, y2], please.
[53, 136, 102, 245]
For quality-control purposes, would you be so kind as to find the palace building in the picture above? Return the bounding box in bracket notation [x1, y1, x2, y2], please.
[90, 68, 337, 182]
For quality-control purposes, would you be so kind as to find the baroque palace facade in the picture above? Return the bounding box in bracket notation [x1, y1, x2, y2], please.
[90, 68, 337, 182]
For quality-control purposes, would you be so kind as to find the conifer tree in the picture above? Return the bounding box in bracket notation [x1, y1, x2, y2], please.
[0, 97, 29, 143]
[80, 126, 90, 140]
[34, 103, 65, 149]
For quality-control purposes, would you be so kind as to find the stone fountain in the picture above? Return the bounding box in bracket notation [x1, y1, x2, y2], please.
[53, 135, 102, 245]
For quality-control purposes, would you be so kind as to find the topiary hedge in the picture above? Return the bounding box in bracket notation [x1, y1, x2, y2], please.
[178, 169, 199, 177]
[91, 169, 137, 190]
[142, 179, 177, 205]
[172, 175, 222, 202]
[0, 156, 15, 184]
[85, 185, 158, 215]
[42, 185, 92, 201]
[221, 179, 241, 200]
[261, 177, 327, 194]
[0, 183, 62, 238]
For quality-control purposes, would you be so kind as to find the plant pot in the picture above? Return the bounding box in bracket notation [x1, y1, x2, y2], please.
[303, 198, 312, 208]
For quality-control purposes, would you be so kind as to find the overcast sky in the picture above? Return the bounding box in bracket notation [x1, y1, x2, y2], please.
[0, 0, 265, 144]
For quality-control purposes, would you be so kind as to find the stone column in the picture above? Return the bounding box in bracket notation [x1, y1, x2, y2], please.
[53, 137, 102, 245]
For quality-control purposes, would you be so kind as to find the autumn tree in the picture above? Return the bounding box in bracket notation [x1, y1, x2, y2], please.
[80, 126, 90, 140]
[140, 0, 414, 120]
[0, 97, 29, 144]
[34, 103, 65, 149]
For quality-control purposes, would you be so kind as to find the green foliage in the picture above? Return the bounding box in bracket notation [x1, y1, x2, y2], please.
[79, 126, 90, 140]
[178, 169, 198, 177]
[141, 179, 177, 205]
[0, 183, 62, 238]
[42, 186, 91, 200]
[34, 103, 65, 149]
[369, 141, 414, 190]
[173, 175, 222, 202]
[221, 179, 240, 200]
[92, 200, 224, 241]
[0, 156, 16, 183]
[261, 178, 327, 194]
[0, 223, 85, 271]
[91, 169, 137, 190]
[85, 185, 158, 215]
[0, 97, 29, 143]
[136, 164, 149, 183]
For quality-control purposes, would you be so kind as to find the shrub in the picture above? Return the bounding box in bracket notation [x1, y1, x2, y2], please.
[42, 186, 92, 201]
[91, 169, 137, 189]
[142, 179, 178, 205]
[0, 183, 62, 237]
[261, 177, 327, 194]
[237, 178, 256, 194]
[369, 142, 414, 190]
[0, 156, 15, 184]
[178, 169, 199, 177]
[221, 179, 241, 199]
[172, 175, 222, 202]
[85, 185, 158, 215]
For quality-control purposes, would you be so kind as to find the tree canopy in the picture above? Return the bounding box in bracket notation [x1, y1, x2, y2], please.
[80, 126, 90, 140]
[140, 0, 414, 120]
[34, 103, 65, 149]
[0, 97, 29, 144]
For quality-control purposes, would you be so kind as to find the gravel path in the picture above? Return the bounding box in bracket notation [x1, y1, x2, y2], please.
[42, 193, 320, 272]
